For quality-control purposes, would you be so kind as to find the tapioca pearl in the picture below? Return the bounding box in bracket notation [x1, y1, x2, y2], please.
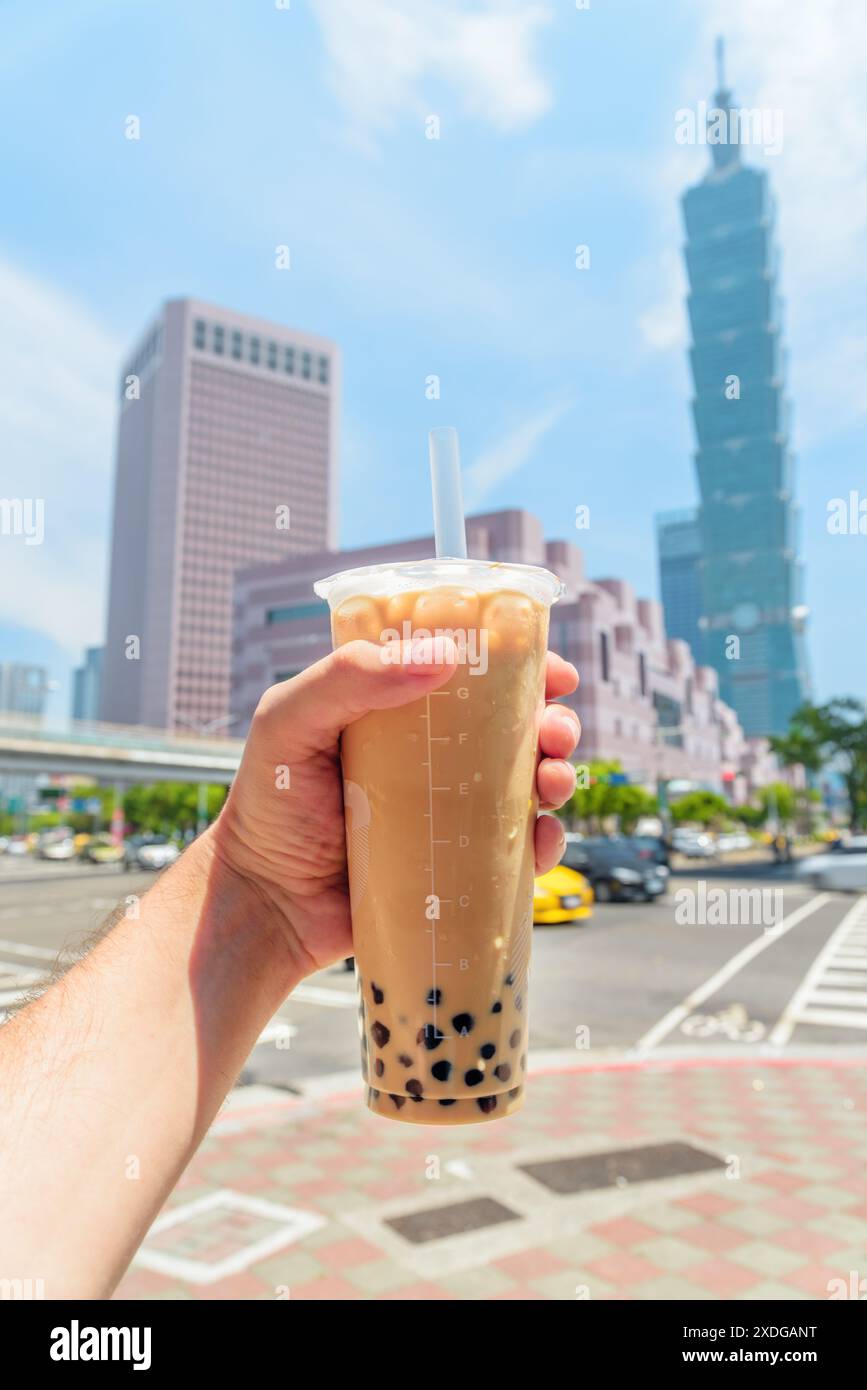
[494, 1062, 512, 1082]
[371, 981, 384, 1005]
[508, 1087, 521, 1100]
[509, 1029, 521, 1048]
[406, 1079, 424, 1097]
[370, 1088, 380, 1101]
[418, 1023, 444, 1050]
[389, 1093, 406, 1110]
[483, 592, 535, 653]
[477, 1095, 498, 1114]
[439, 1099, 457, 1107]
[491, 1001, 503, 1014]
[397, 1053, 413, 1068]
[504, 973, 514, 987]
[426, 987, 442, 1005]
[520, 1053, 527, 1071]
[384, 591, 416, 628]
[452, 1012, 475, 1036]
[371, 1021, 390, 1047]
[333, 596, 383, 644]
[431, 1060, 452, 1082]
[515, 994, 524, 1012]
[480, 1043, 496, 1060]
[464, 1069, 484, 1087]
[412, 587, 480, 631]
[409, 1093, 423, 1103]
[374, 1058, 385, 1078]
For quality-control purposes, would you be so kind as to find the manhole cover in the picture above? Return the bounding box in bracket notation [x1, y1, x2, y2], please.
[520, 1141, 723, 1194]
[385, 1196, 520, 1245]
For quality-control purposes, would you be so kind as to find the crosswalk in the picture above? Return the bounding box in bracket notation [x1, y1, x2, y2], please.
[0, 938, 63, 1020]
[770, 895, 867, 1044]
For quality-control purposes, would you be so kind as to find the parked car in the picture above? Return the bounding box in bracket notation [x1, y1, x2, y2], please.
[629, 835, 671, 879]
[37, 828, 77, 861]
[671, 828, 717, 859]
[797, 851, 867, 892]
[123, 834, 181, 871]
[715, 831, 753, 853]
[533, 864, 593, 925]
[81, 833, 125, 865]
[6, 835, 31, 856]
[562, 837, 666, 903]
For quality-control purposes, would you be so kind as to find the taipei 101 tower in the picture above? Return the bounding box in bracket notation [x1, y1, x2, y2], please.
[680, 40, 809, 737]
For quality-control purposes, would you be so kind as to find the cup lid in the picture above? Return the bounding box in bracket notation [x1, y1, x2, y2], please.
[313, 557, 564, 609]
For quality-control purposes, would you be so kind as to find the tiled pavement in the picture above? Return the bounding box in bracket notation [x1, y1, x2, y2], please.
[115, 1052, 867, 1301]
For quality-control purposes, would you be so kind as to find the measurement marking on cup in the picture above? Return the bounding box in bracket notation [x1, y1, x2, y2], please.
[425, 693, 438, 1028]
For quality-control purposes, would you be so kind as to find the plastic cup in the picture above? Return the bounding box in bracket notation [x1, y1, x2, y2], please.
[314, 558, 563, 1123]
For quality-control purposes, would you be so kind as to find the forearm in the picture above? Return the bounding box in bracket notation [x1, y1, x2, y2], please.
[0, 829, 298, 1298]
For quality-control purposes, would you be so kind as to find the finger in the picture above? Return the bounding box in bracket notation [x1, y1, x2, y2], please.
[255, 637, 459, 751]
[535, 812, 566, 874]
[539, 703, 581, 759]
[537, 758, 576, 810]
[544, 652, 579, 700]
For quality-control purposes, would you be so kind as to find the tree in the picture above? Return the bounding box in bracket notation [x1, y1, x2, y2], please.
[772, 699, 867, 828]
[564, 761, 657, 833]
[123, 783, 228, 835]
[668, 790, 730, 828]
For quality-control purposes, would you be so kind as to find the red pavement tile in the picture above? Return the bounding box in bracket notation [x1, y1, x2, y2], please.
[751, 1169, 809, 1195]
[363, 1177, 424, 1200]
[773, 1227, 845, 1260]
[315, 1237, 382, 1269]
[291, 1275, 363, 1300]
[293, 1178, 341, 1201]
[675, 1192, 738, 1218]
[587, 1217, 661, 1248]
[492, 1286, 547, 1300]
[114, 1267, 172, 1298]
[677, 1223, 747, 1255]
[380, 1282, 456, 1299]
[784, 1264, 848, 1298]
[197, 1271, 271, 1300]
[687, 1258, 763, 1298]
[585, 1251, 662, 1288]
[761, 1195, 827, 1223]
[492, 1249, 572, 1280]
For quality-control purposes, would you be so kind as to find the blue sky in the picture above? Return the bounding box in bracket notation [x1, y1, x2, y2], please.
[1, 0, 865, 719]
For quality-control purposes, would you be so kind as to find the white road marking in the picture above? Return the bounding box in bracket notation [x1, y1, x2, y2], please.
[635, 893, 831, 1052]
[769, 896, 867, 1045]
[0, 937, 66, 961]
[256, 1020, 298, 1046]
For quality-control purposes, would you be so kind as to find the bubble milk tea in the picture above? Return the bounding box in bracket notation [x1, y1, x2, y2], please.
[315, 559, 563, 1124]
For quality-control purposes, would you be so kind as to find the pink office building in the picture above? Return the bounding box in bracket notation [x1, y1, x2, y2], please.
[101, 297, 339, 730]
[231, 508, 772, 794]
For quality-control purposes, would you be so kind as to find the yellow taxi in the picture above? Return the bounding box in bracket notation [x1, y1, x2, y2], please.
[533, 864, 594, 925]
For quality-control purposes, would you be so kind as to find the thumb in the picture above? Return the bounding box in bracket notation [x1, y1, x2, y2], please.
[256, 637, 459, 751]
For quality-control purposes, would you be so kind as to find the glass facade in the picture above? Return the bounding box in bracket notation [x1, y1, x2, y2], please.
[681, 65, 808, 736]
[656, 508, 704, 662]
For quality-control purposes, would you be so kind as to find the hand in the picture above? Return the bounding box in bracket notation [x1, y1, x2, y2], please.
[212, 639, 580, 983]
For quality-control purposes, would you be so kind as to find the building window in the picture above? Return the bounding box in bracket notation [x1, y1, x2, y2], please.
[599, 632, 610, 682]
[267, 341, 278, 370]
[249, 336, 260, 365]
[213, 324, 225, 355]
[231, 330, 243, 360]
[266, 601, 329, 624]
[318, 355, 329, 385]
[638, 652, 647, 697]
[301, 351, 312, 379]
[284, 346, 295, 374]
[193, 319, 206, 349]
[685, 677, 693, 714]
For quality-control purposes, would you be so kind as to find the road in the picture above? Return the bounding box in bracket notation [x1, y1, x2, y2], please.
[1, 858, 865, 1090]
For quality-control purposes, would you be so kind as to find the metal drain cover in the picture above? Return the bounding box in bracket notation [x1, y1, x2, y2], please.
[385, 1196, 520, 1245]
[520, 1141, 724, 1194]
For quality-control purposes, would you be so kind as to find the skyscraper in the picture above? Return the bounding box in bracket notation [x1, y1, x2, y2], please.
[656, 508, 703, 662]
[101, 298, 339, 730]
[0, 663, 50, 716]
[72, 646, 103, 722]
[681, 41, 808, 737]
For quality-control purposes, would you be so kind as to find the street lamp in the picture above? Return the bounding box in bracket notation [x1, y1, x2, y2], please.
[175, 713, 239, 835]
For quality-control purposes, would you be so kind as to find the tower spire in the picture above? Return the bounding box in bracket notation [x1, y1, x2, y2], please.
[708, 34, 740, 171]
[715, 35, 726, 95]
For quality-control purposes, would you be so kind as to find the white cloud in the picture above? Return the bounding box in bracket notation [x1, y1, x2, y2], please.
[463, 398, 571, 508]
[309, 0, 553, 135]
[0, 256, 118, 658]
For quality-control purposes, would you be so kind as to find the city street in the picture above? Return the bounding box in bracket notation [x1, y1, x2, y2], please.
[4, 855, 866, 1301]
[2, 857, 865, 1071]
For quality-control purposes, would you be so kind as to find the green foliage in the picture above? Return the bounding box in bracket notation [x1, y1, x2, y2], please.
[123, 782, 227, 834]
[668, 791, 730, 827]
[772, 698, 867, 828]
[564, 761, 657, 832]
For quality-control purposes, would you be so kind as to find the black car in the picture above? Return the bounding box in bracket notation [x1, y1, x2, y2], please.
[629, 835, 671, 872]
[562, 837, 666, 903]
